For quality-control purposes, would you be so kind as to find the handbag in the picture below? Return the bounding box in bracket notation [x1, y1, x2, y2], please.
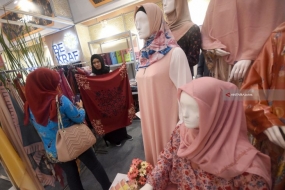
[55, 95, 96, 162]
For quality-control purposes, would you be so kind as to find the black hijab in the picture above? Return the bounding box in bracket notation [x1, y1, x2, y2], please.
[91, 54, 110, 75]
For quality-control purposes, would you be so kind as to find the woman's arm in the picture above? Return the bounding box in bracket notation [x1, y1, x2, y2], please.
[60, 96, 85, 124]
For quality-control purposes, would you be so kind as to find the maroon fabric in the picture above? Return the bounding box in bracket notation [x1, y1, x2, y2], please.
[75, 64, 135, 135]
[67, 68, 80, 95]
[13, 78, 26, 102]
[58, 69, 75, 103]
[24, 68, 62, 126]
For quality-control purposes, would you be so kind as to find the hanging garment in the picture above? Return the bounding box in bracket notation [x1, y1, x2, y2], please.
[13, 78, 26, 102]
[75, 64, 135, 135]
[58, 69, 75, 102]
[242, 22, 285, 190]
[9, 92, 59, 186]
[6, 80, 24, 111]
[0, 83, 44, 190]
[67, 68, 80, 95]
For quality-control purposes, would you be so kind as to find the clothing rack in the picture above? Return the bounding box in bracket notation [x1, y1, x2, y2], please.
[0, 66, 39, 74]
[0, 61, 89, 74]
[50, 61, 88, 69]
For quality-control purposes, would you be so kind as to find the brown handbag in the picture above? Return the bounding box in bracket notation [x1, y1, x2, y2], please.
[55, 95, 96, 162]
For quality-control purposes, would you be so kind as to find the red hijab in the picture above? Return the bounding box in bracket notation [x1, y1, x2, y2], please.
[24, 68, 62, 126]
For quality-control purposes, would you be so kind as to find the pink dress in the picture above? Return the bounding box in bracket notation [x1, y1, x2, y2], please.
[147, 126, 270, 190]
[136, 47, 192, 166]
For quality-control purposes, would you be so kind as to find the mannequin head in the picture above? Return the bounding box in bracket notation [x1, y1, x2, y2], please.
[180, 91, 199, 129]
[163, 0, 176, 14]
[135, 7, 150, 40]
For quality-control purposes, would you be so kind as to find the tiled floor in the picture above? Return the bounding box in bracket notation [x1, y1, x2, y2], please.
[0, 120, 144, 190]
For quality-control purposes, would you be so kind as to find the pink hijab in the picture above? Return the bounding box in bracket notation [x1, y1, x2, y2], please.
[201, 0, 285, 65]
[177, 77, 271, 187]
[135, 3, 179, 68]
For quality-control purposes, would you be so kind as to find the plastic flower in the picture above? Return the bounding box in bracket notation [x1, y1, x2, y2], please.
[138, 176, 147, 185]
[132, 158, 142, 166]
[140, 161, 147, 169]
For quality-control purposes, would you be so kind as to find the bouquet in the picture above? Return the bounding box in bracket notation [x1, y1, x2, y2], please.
[127, 158, 154, 187]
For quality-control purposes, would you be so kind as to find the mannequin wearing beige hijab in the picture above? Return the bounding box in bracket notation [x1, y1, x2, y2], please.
[163, 0, 201, 77]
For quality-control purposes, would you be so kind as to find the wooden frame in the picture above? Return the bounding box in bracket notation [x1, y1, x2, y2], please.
[89, 0, 113, 8]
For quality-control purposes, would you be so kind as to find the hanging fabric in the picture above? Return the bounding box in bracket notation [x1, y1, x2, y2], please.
[67, 67, 80, 95]
[0, 82, 44, 189]
[6, 80, 24, 111]
[13, 78, 26, 102]
[75, 64, 135, 135]
[58, 68, 75, 102]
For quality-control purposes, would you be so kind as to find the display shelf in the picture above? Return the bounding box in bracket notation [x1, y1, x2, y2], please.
[87, 30, 139, 79]
[108, 61, 136, 68]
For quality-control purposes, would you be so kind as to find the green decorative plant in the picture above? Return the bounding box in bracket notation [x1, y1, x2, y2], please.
[0, 19, 50, 82]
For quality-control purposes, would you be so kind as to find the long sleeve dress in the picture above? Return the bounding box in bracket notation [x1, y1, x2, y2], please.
[241, 22, 285, 190]
[147, 126, 269, 190]
[177, 25, 201, 76]
[136, 47, 192, 166]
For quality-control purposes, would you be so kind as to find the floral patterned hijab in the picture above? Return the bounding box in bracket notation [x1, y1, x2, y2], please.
[135, 3, 179, 69]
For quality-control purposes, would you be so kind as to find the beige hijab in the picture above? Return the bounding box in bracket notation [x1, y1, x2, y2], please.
[165, 0, 194, 41]
[135, 3, 163, 35]
[201, 0, 285, 65]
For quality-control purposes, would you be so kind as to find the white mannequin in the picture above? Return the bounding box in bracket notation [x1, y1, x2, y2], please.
[135, 9, 192, 122]
[141, 92, 199, 190]
[163, 0, 175, 14]
[135, 11, 150, 39]
[180, 92, 199, 128]
[264, 126, 285, 149]
[207, 49, 251, 81]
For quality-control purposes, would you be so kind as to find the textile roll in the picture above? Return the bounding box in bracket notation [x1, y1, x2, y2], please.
[116, 51, 123, 63]
[105, 53, 112, 65]
[110, 52, 118, 65]
[120, 50, 126, 63]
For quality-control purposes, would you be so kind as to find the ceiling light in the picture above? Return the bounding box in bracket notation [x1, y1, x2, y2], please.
[14, 1, 18, 4]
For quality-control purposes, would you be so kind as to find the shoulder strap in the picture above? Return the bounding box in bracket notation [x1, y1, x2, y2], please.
[56, 95, 64, 130]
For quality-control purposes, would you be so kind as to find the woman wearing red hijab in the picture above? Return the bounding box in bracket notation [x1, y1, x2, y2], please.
[24, 68, 111, 190]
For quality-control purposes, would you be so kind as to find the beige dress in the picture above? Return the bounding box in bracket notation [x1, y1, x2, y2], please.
[136, 47, 192, 165]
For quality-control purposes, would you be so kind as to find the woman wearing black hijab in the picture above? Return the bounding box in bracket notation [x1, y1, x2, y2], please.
[90, 54, 133, 146]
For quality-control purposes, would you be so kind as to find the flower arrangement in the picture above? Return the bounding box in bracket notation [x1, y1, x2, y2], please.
[127, 158, 154, 187]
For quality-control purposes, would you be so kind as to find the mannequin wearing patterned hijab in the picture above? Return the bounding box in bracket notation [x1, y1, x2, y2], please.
[135, 3, 192, 165]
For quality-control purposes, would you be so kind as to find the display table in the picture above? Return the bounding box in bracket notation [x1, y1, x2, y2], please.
[109, 173, 129, 190]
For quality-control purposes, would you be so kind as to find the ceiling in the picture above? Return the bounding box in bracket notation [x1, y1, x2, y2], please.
[0, 0, 74, 40]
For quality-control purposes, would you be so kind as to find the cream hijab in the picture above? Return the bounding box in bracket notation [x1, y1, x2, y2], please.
[165, 0, 194, 41]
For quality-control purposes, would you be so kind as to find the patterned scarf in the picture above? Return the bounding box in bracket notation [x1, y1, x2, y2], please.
[138, 20, 179, 68]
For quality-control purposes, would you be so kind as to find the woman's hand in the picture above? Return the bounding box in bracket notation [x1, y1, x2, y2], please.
[76, 100, 83, 109]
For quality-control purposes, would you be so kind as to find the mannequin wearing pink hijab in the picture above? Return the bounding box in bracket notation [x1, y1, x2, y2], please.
[201, 0, 285, 86]
[141, 77, 271, 190]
